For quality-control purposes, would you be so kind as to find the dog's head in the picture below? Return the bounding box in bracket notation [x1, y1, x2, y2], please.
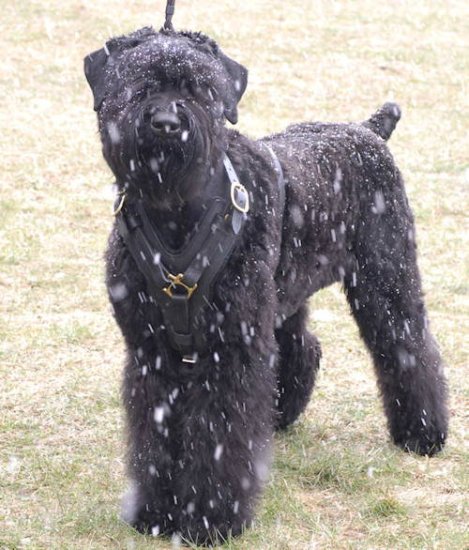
[84, 27, 248, 198]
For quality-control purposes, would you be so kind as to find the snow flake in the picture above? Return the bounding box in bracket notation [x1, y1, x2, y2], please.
[290, 204, 304, 228]
[149, 158, 159, 173]
[154, 406, 165, 423]
[333, 167, 342, 194]
[109, 282, 128, 302]
[171, 533, 182, 548]
[214, 444, 223, 461]
[241, 477, 251, 490]
[107, 121, 121, 144]
[372, 190, 386, 214]
[6, 456, 20, 474]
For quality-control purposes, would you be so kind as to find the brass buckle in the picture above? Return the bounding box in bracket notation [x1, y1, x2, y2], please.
[230, 181, 250, 213]
[162, 273, 198, 299]
[113, 192, 126, 216]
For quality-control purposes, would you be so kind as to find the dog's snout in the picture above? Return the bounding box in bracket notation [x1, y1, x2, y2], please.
[150, 111, 181, 135]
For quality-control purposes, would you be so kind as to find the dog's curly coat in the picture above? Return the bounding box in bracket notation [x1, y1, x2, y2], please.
[85, 27, 448, 544]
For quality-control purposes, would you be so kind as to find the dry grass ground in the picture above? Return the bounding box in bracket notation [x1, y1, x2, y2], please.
[0, 1, 468, 548]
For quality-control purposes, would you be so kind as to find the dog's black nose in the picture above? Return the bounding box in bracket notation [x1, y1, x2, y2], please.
[150, 111, 181, 135]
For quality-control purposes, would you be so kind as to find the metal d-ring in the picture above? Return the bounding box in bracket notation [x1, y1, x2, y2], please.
[230, 181, 250, 214]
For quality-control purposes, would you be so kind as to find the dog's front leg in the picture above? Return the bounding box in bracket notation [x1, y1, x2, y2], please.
[168, 340, 276, 545]
[120, 326, 277, 543]
[164, 259, 279, 544]
[121, 346, 182, 537]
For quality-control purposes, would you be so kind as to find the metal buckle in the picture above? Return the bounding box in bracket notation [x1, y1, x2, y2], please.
[230, 181, 250, 214]
[113, 192, 126, 216]
[162, 273, 198, 299]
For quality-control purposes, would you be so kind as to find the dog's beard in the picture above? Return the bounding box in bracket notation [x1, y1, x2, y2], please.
[102, 103, 221, 206]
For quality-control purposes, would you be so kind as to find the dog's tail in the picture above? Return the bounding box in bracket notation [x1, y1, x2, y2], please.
[362, 102, 401, 141]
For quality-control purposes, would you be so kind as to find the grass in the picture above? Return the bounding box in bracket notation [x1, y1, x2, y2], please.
[0, 0, 468, 548]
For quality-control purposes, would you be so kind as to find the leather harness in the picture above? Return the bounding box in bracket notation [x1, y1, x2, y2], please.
[115, 148, 284, 363]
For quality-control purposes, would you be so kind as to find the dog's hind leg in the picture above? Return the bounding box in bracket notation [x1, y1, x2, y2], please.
[274, 305, 321, 430]
[343, 171, 448, 455]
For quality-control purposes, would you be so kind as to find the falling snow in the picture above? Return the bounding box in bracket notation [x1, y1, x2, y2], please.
[213, 443, 223, 461]
[333, 167, 342, 194]
[109, 282, 128, 302]
[154, 406, 165, 423]
[372, 190, 386, 214]
[107, 121, 121, 144]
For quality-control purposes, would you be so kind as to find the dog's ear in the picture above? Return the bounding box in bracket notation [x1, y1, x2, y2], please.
[84, 47, 110, 111]
[217, 51, 248, 125]
[84, 29, 157, 111]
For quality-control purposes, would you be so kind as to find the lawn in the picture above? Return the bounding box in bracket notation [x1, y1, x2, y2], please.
[0, 1, 467, 548]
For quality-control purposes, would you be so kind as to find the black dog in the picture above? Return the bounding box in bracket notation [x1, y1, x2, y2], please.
[84, 26, 448, 544]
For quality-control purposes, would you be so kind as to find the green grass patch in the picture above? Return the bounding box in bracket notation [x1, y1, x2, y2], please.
[365, 496, 407, 518]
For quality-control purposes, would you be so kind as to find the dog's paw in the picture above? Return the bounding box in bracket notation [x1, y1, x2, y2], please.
[178, 520, 246, 548]
[391, 402, 448, 457]
[129, 513, 174, 537]
[393, 426, 446, 457]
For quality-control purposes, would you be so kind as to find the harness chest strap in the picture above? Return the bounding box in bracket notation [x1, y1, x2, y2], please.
[115, 151, 284, 362]
[116, 154, 249, 360]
